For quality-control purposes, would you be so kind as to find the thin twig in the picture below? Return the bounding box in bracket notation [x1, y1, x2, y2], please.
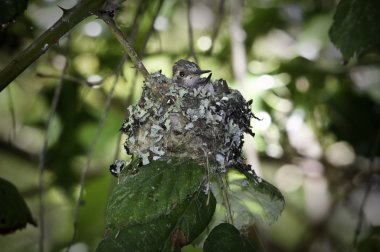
[140, 0, 165, 57]
[111, 56, 130, 162]
[36, 72, 87, 86]
[110, 0, 162, 163]
[111, 0, 149, 89]
[353, 126, 380, 247]
[125, 0, 165, 108]
[217, 174, 233, 224]
[7, 87, 16, 142]
[186, 0, 198, 63]
[67, 56, 122, 251]
[99, 12, 150, 80]
[129, 0, 150, 41]
[229, 0, 247, 87]
[38, 57, 68, 252]
[206, 0, 225, 56]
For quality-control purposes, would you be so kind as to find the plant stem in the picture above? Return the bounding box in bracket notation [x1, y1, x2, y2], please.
[0, 0, 106, 93]
[98, 13, 150, 81]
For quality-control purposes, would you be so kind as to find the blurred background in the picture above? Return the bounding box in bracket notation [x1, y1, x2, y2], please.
[0, 0, 379, 251]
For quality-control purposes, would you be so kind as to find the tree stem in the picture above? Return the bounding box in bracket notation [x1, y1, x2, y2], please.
[99, 12, 150, 81]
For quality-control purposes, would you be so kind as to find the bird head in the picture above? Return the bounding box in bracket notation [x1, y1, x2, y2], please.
[172, 59, 211, 87]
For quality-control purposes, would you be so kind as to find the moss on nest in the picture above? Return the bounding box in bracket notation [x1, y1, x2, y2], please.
[120, 62, 256, 174]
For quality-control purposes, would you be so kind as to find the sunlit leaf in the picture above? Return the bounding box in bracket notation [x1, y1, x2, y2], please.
[227, 169, 285, 225]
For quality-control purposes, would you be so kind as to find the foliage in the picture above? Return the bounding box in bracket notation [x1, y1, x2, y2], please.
[0, 177, 36, 235]
[97, 159, 216, 251]
[203, 223, 257, 252]
[329, 0, 380, 60]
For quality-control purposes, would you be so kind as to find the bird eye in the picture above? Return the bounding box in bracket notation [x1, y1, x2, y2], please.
[179, 71, 185, 77]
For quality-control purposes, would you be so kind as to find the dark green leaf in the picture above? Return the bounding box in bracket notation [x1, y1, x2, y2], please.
[106, 159, 206, 227]
[203, 223, 257, 252]
[327, 89, 380, 156]
[161, 191, 216, 251]
[97, 159, 215, 251]
[0, 0, 29, 25]
[0, 177, 36, 235]
[227, 170, 285, 225]
[329, 0, 380, 60]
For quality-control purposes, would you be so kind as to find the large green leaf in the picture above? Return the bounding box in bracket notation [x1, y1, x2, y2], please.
[203, 223, 257, 252]
[106, 159, 206, 227]
[161, 191, 216, 251]
[97, 191, 215, 251]
[97, 159, 216, 251]
[0, 177, 36, 235]
[329, 0, 380, 60]
[227, 169, 284, 226]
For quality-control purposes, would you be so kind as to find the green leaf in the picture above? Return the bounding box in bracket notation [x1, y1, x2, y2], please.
[161, 191, 216, 251]
[97, 187, 216, 251]
[97, 159, 216, 251]
[0, 177, 37, 235]
[356, 225, 380, 252]
[329, 0, 380, 60]
[203, 223, 257, 252]
[106, 159, 206, 227]
[0, 0, 29, 25]
[227, 169, 285, 225]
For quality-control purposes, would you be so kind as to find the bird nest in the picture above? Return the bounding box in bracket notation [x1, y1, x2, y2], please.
[118, 60, 256, 174]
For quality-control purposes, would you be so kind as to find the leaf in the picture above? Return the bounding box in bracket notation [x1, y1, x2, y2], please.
[97, 159, 216, 251]
[161, 191, 216, 251]
[0, 0, 29, 25]
[329, 0, 380, 60]
[0, 177, 37, 235]
[203, 223, 257, 252]
[106, 159, 206, 227]
[356, 225, 380, 252]
[227, 169, 285, 226]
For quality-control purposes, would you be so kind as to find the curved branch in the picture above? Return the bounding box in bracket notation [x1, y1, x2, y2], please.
[206, 0, 225, 56]
[0, 0, 107, 93]
[99, 12, 150, 80]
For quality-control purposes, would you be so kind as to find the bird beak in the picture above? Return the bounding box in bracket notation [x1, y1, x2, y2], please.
[196, 73, 212, 84]
[194, 69, 211, 75]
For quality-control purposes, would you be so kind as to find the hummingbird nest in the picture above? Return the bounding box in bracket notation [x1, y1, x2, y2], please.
[120, 60, 256, 174]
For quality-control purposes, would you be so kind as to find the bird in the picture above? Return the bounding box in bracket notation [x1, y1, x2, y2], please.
[172, 59, 211, 88]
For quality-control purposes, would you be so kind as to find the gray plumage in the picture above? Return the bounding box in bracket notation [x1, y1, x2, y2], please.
[172, 59, 211, 88]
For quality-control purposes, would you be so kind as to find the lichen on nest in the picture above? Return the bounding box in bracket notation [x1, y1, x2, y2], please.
[119, 60, 256, 174]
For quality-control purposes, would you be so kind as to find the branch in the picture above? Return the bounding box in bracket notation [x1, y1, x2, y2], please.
[140, 0, 165, 56]
[186, 0, 198, 63]
[99, 12, 150, 81]
[206, 0, 225, 56]
[229, 0, 247, 86]
[129, 0, 150, 43]
[0, 0, 107, 93]
[38, 53, 67, 252]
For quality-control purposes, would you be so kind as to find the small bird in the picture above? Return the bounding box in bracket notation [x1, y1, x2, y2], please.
[172, 59, 211, 88]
